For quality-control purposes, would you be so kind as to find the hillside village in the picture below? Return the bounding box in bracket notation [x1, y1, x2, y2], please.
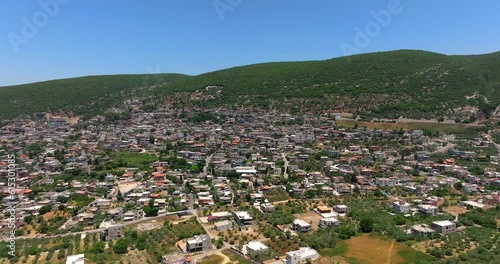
[0, 100, 499, 264]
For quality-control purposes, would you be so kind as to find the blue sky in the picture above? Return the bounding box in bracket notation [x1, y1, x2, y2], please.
[1, 0, 499, 86]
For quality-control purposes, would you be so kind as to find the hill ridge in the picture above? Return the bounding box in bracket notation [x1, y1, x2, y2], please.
[1, 49, 499, 123]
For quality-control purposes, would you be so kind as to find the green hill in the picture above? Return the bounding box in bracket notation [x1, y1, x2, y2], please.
[158, 49, 500, 120]
[1, 50, 499, 122]
[0, 73, 187, 121]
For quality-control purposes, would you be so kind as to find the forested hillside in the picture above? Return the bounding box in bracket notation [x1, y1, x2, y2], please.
[1, 50, 499, 122]
[158, 50, 500, 120]
[0, 74, 186, 121]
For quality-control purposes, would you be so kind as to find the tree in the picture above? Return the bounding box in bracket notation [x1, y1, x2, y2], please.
[305, 189, 317, 199]
[57, 250, 66, 259]
[393, 214, 407, 225]
[56, 196, 69, 203]
[144, 199, 159, 217]
[113, 238, 129, 254]
[360, 217, 374, 233]
[24, 215, 35, 224]
[91, 241, 105, 254]
[38, 205, 52, 215]
[117, 190, 124, 202]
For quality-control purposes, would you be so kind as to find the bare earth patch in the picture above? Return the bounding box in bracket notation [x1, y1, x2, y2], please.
[42, 211, 56, 221]
[315, 256, 350, 264]
[295, 211, 322, 231]
[344, 234, 404, 264]
[444, 206, 469, 216]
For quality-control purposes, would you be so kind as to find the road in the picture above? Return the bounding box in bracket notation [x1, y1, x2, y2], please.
[281, 153, 289, 179]
[32, 162, 49, 185]
[1, 211, 187, 242]
[485, 131, 500, 157]
[203, 154, 213, 176]
[429, 143, 456, 155]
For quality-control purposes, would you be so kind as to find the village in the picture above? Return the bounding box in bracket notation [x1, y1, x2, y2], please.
[0, 101, 499, 264]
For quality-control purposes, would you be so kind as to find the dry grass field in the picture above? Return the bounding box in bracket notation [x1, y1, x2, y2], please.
[344, 234, 404, 264]
[322, 234, 435, 264]
[444, 205, 469, 216]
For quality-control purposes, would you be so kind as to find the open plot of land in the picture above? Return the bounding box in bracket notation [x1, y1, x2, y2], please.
[265, 238, 300, 256]
[344, 235, 404, 264]
[221, 249, 252, 264]
[295, 211, 322, 231]
[444, 206, 469, 216]
[118, 181, 140, 194]
[199, 253, 231, 264]
[326, 234, 435, 264]
[315, 256, 350, 264]
[137, 221, 161, 231]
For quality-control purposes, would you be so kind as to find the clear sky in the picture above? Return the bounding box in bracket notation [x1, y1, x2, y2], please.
[1, 0, 499, 86]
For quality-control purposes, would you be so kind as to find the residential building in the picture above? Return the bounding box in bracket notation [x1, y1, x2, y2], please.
[460, 200, 485, 210]
[411, 224, 435, 237]
[431, 221, 456, 235]
[417, 204, 438, 215]
[393, 201, 410, 213]
[375, 177, 397, 187]
[233, 211, 253, 226]
[286, 247, 319, 264]
[318, 217, 340, 228]
[292, 219, 312, 233]
[333, 205, 349, 214]
[214, 220, 232, 231]
[102, 223, 123, 241]
[186, 235, 212, 253]
[245, 241, 270, 255]
[66, 254, 85, 264]
[260, 203, 275, 212]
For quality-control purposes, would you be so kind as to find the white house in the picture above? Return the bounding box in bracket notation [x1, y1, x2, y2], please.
[245, 241, 270, 255]
[286, 247, 319, 264]
[393, 200, 410, 213]
[66, 254, 85, 264]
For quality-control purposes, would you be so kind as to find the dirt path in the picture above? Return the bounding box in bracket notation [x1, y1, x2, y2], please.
[214, 252, 231, 264]
[387, 241, 395, 264]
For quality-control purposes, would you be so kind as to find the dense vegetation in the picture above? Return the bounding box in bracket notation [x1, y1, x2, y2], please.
[157, 50, 500, 120]
[0, 73, 186, 121]
[0, 217, 205, 264]
[2, 50, 499, 122]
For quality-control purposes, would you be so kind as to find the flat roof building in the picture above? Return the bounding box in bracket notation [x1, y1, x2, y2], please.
[286, 247, 319, 264]
[292, 219, 312, 233]
[214, 220, 232, 231]
[186, 234, 212, 253]
[431, 220, 456, 235]
[319, 217, 340, 228]
[66, 254, 85, 264]
[245, 241, 270, 255]
[233, 211, 253, 226]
